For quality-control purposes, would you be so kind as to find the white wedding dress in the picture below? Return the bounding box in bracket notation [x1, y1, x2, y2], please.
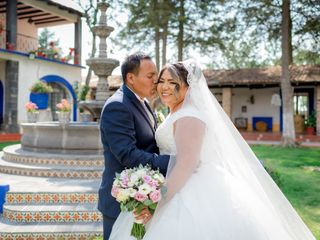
[109, 59, 315, 240]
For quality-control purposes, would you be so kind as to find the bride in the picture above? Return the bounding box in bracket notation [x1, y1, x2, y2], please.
[110, 59, 315, 240]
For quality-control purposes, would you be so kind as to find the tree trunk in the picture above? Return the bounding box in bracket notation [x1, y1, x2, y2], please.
[162, 23, 168, 67]
[281, 0, 296, 146]
[155, 27, 160, 70]
[85, 33, 97, 86]
[177, 0, 184, 61]
[152, 0, 160, 70]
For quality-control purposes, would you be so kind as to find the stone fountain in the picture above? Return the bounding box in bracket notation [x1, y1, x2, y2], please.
[79, 0, 119, 120]
[0, 2, 121, 237]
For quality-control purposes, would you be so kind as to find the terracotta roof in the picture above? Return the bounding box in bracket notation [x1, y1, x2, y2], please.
[203, 65, 320, 86]
[86, 65, 320, 90]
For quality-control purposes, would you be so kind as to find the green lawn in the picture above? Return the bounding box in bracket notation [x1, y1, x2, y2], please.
[252, 145, 320, 239]
[0, 141, 20, 151]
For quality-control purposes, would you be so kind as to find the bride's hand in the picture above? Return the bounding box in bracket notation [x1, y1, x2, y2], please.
[133, 207, 152, 224]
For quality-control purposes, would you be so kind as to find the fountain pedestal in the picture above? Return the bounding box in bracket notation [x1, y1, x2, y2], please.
[79, 1, 119, 120]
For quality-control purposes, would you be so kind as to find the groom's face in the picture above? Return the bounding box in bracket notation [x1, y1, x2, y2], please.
[127, 59, 158, 99]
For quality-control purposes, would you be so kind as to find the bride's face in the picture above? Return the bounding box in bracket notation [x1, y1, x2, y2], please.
[157, 69, 188, 111]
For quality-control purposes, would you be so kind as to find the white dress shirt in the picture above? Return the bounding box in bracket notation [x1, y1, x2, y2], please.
[126, 86, 155, 128]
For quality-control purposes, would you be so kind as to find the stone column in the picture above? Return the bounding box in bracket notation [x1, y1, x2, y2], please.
[74, 17, 82, 65]
[317, 85, 320, 135]
[6, 0, 17, 49]
[222, 87, 232, 118]
[4, 61, 19, 133]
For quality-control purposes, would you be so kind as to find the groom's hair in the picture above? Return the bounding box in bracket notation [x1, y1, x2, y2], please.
[121, 53, 152, 83]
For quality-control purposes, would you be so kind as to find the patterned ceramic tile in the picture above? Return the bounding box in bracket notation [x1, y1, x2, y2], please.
[0, 233, 102, 240]
[3, 153, 104, 167]
[6, 193, 98, 205]
[3, 208, 103, 223]
[0, 166, 102, 179]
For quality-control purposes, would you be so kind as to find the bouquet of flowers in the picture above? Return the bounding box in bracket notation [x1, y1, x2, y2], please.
[111, 165, 165, 240]
[56, 99, 71, 112]
[25, 102, 38, 112]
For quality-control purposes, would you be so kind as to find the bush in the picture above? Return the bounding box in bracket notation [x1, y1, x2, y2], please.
[305, 111, 317, 128]
[30, 81, 53, 93]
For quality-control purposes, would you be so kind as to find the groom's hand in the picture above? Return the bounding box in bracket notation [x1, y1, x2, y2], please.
[133, 207, 152, 224]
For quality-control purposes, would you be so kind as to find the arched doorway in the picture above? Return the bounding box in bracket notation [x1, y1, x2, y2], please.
[40, 75, 77, 121]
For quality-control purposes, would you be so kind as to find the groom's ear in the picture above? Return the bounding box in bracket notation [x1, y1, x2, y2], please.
[126, 72, 135, 85]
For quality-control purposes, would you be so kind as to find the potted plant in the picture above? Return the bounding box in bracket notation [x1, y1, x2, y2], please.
[29, 81, 53, 110]
[28, 50, 36, 60]
[74, 84, 91, 122]
[56, 99, 71, 126]
[305, 111, 316, 135]
[25, 102, 39, 123]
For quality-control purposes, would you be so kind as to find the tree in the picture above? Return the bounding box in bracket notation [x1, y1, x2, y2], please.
[38, 28, 59, 50]
[113, 0, 224, 67]
[38, 28, 62, 60]
[281, 0, 296, 146]
[228, 0, 320, 146]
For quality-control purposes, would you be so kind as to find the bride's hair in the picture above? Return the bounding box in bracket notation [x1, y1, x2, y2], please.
[158, 62, 189, 94]
[158, 63, 189, 89]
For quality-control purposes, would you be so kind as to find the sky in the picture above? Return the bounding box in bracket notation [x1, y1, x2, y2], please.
[40, 8, 211, 79]
[45, 20, 125, 77]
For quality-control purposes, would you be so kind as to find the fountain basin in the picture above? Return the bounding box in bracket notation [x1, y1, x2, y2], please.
[20, 122, 103, 154]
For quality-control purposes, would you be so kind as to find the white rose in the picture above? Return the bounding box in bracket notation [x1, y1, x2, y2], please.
[127, 188, 137, 198]
[153, 173, 165, 183]
[129, 174, 140, 187]
[116, 189, 130, 202]
[138, 183, 153, 195]
[136, 169, 147, 178]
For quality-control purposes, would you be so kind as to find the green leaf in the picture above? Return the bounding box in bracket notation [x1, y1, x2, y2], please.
[143, 199, 153, 206]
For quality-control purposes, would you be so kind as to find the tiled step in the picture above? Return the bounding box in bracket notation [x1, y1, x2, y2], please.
[0, 218, 102, 240]
[0, 173, 100, 193]
[3, 204, 103, 223]
[6, 192, 98, 205]
[3, 144, 104, 167]
[0, 171, 103, 239]
[0, 157, 102, 179]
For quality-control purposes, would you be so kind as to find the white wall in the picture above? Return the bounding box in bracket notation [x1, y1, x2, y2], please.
[17, 19, 38, 52]
[0, 51, 81, 124]
[0, 13, 38, 51]
[231, 87, 281, 130]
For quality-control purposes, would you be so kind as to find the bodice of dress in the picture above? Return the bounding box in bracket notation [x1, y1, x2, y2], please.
[155, 113, 176, 155]
[155, 107, 205, 155]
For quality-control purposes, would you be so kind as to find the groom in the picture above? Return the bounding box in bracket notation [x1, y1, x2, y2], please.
[98, 53, 169, 239]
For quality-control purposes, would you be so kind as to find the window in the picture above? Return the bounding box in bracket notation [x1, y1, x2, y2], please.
[48, 82, 68, 121]
[293, 93, 308, 117]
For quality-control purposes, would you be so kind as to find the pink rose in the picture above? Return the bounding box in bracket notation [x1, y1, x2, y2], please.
[149, 180, 159, 188]
[56, 103, 63, 109]
[143, 175, 151, 183]
[111, 186, 119, 198]
[120, 176, 129, 187]
[134, 192, 148, 202]
[149, 190, 161, 203]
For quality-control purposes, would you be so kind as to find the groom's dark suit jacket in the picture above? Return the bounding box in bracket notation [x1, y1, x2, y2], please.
[98, 84, 169, 219]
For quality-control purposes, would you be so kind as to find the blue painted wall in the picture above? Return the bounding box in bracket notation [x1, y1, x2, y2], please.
[40, 75, 77, 121]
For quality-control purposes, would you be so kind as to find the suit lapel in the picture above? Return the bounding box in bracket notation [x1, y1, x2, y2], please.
[123, 85, 155, 132]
